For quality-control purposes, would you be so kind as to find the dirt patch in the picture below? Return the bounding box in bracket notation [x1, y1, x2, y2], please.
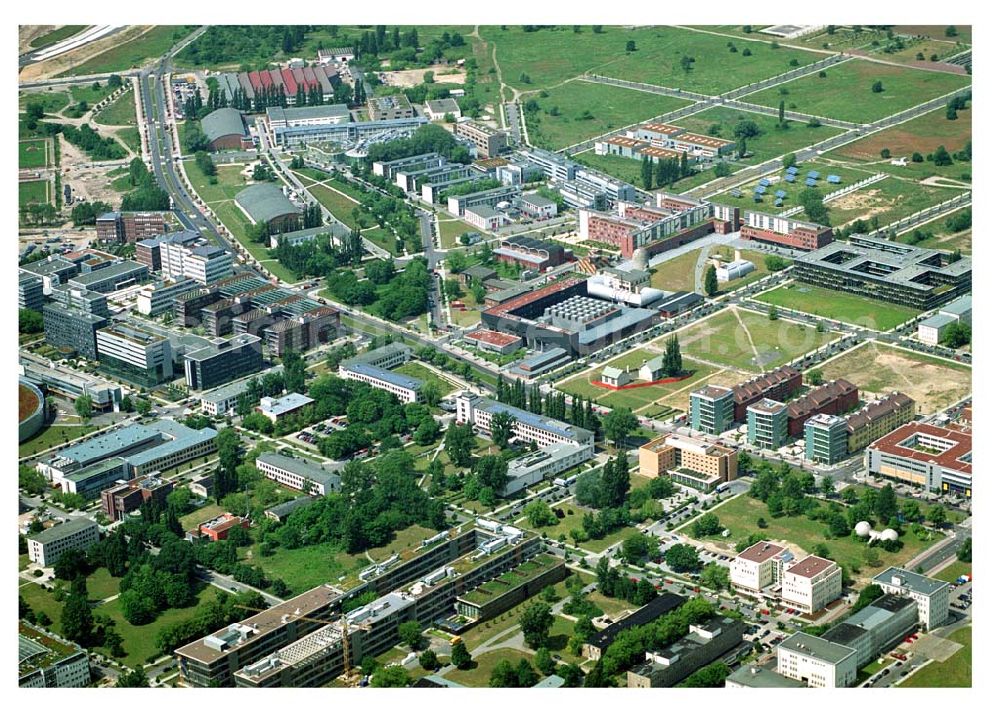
[827, 188, 900, 222]
[378, 66, 467, 88]
[19, 25, 155, 82]
[19, 384, 41, 422]
[59, 135, 126, 204]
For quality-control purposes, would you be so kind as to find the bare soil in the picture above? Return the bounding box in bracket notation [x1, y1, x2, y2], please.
[19, 25, 155, 82]
[379, 66, 467, 88]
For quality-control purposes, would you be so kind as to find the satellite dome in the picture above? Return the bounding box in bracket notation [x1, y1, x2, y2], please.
[633, 247, 650, 270]
[881, 528, 899, 542]
[854, 521, 871, 537]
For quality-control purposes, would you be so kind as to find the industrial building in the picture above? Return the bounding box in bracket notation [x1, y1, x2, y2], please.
[256, 453, 341, 496]
[794, 236, 972, 311]
[864, 421, 972, 497]
[872, 567, 951, 631]
[627, 616, 746, 687]
[638, 435, 738, 491]
[26, 518, 100, 568]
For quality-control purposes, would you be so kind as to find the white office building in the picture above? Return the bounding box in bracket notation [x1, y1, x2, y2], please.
[777, 632, 857, 688]
[781, 556, 842, 614]
[255, 453, 341, 496]
[729, 541, 791, 596]
[872, 567, 951, 630]
[27, 518, 100, 568]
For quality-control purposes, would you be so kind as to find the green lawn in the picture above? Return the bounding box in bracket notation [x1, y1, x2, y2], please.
[448, 647, 537, 687]
[19, 139, 50, 169]
[932, 560, 971, 583]
[824, 176, 953, 228]
[95, 91, 138, 126]
[59, 25, 196, 76]
[753, 282, 921, 330]
[117, 127, 142, 153]
[179, 503, 226, 531]
[525, 79, 691, 150]
[19, 180, 50, 207]
[744, 59, 970, 124]
[361, 227, 401, 256]
[676, 107, 842, 165]
[558, 355, 718, 412]
[914, 208, 972, 254]
[30, 25, 88, 49]
[710, 162, 873, 215]
[438, 217, 483, 249]
[394, 361, 458, 395]
[70, 82, 117, 106]
[19, 90, 70, 114]
[677, 307, 838, 372]
[678, 494, 942, 579]
[572, 151, 645, 187]
[898, 625, 971, 688]
[531, 502, 644, 553]
[648, 248, 701, 292]
[182, 160, 250, 203]
[482, 25, 826, 94]
[19, 424, 98, 458]
[307, 182, 363, 229]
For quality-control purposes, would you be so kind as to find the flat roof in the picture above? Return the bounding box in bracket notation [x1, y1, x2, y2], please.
[465, 329, 522, 347]
[778, 632, 857, 664]
[872, 567, 950, 596]
[785, 555, 836, 578]
[869, 421, 971, 475]
[691, 385, 732, 401]
[259, 392, 314, 416]
[585, 593, 684, 650]
[727, 664, 806, 688]
[28, 518, 97, 544]
[257, 452, 339, 487]
[68, 261, 147, 287]
[736, 540, 787, 564]
[343, 362, 422, 391]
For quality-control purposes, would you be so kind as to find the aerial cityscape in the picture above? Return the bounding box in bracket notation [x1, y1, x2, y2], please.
[17, 22, 973, 689]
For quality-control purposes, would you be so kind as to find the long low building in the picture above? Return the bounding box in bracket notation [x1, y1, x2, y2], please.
[864, 421, 972, 497]
[501, 443, 592, 497]
[255, 452, 340, 496]
[582, 593, 685, 660]
[19, 622, 91, 688]
[627, 616, 746, 688]
[456, 392, 594, 452]
[27, 518, 100, 567]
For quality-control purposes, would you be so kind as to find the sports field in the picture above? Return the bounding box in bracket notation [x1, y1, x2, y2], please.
[19, 179, 50, 207]
[676, 307, 838, 372]
[678, 493, 942, 580]
[744, 59, 970, 124]
[525, 80, 690, 151]
[824, 176, 953, 228]
[710, 162, 873, 215]
[899, 626, 971, 688]
[674, 107, 842, 165]
[753, 282, 920, 331]
[482, 25, 826, 95]
[19, 139, 49, 169]
[810, 341, 971, 414]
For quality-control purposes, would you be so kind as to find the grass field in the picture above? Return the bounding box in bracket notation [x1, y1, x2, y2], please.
[306, 182, 364, 229]
[19, 180, 50, 207]
[811, 341, 971, 414]
[482, 25, 826, 95]
[824, 176, 954, 228]
[19, 90, 70, 114]
[437, 217, 483, 249]
[95, 91, 138, 126]
[182, 160, 250, 203]
[362, 227, 401, 257]
[675, 107, 842, 165]
[395, 361, 458, 395]
[60, 25, 195, 77]
[117, 127, 142, 153]
[894, 25, 972, 44]
[448, 647, 538, 686]
[70, 82, 116, 106]
[679, 494, 942, 580]
[571, 151, 646, 187]
[526, 80, 690, 151]
[911, 207, 972, 253]
[830, 105, 970, 163]
[753, 282, 920, 331]
[29, 25, 87, 49]
[899, 625, 971, 688]
[525, 501, 647, 553]
[710, 162, 873, 215]
[932, 560, 971, 583]
[648, 249, 701, 292]
[744, 59, 970, 124]
[19, 139, 49, 169]
[19, 424, 98, 458]
[677, 307, 838, 372]
[180, 503, 226, 531]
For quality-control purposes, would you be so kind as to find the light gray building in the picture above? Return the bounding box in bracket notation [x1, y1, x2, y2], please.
[27, 518, 100, 567]
[256, 453, 341, 496]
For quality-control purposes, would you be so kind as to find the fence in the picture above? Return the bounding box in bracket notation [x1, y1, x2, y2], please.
[869, 191, 971, 238]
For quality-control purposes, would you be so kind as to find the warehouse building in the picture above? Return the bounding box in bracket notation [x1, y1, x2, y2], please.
[864, 421, 972, 498]
[794, 236, 972, 311]
[201, 108, 251, 151]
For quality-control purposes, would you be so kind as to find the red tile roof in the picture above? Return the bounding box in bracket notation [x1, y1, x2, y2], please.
[870, 422, 972, 475]
[466, 329, 522, 346]
[786, 555, 836, 578]
[736, 540, 786, 563]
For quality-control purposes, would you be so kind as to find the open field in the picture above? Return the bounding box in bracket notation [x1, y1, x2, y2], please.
[19, 424, 98, 458]
[710, 162, 873, 215]
[744, 59, 970, 124]
[932, 560, 971, 583]
[19, 90, 70, 114]
[910, 207, 972, 253]
[571, 151, 645, 187]
[526, 501, 648, 553]
[482, 25, 826, 95]
[70, 82, 117, 106]
[679, 494, 942, 580]
[448, 647, 537, 687]
[306, 182, 364, 230]
[753, 282, 920, 331]
[95, 91, 138, 126]
[677, 307, 838, 372]
[824, 176, 954, 228]
[29, 25, 87, 50]
[117, 127, 142, 153]
[182, 160, 250, 203]
[437, 217, 484, 249]
[395, 361, 459, 394]
[899, 625, 971, 688]
[811, 341, 970, 414]
[19, 139, 50, 169]
[19, 180, 50, 207]
[59, 25, 195, 77]
[675, 107, 842, 165]
[526, 80, 691, 151]
[894, 25, 972, 44]
[648, 249, 700, 292]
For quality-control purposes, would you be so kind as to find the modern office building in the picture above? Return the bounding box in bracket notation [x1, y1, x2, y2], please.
[266, 104, 351, 130]
[689, 385, 735, 434]
[844, 392, 915, 453]
[67, 261, 148, 293]
[49, 284, 111, 318]
[19, 354, 122, 411]
[804, 414, 849, 465]
[100, 474, 175, 522]
[339, 362, 423, 403]
[447, 184, 521, 217]
[729, 541, 792, 597]
[864, 421, 972, 498]
[501, 443, 593, 497]
[96, 211, 169, 244]
[19, 622, 91, 688]
[27, 518, 100, 567]
[917, 293, 972, 344]
[492, 235, 568, 271]
[781, 556, 842, 614]
[96, 323, 174, 385]
[368, 94, 416, 120]
[18, 274, 44, 311]
[136, 277, 202, 316]
[454, 120, 507, 158]
[627, 617, 746, 688]
[515, 192, 558, 220]
[824, 594, 919, 667]
[42, 303, 107, 359]
[256, 453, 340, 496]
[777, 632, 857, 687]
[162, 243, 234, 286]
[872, 567, 951, 631]
[58, 457, 130, 499]
[578, 199, 713, 259]
[786, 379, 858, 437]
[794, 235, 972, 311]
[184, 334, 265, 390]
[20, 255, 79, 294]
[747, 399, 789, 450]
[637, 434, 738, 489]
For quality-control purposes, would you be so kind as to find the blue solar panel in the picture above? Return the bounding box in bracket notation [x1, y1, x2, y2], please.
[784, 175, 796, 182]
[827, 175, 841, 184]
[758, 179, 770, 186]
[730, 189, 742, 197]
[775, 189, 787, 198]
[754, 186, 766, 194]
[805, 178, 817, 187]
[753, 195, 762, 202]
[786, 166, 799, 174]
[775, 199, 783, 206]
[807, 170, 820, 179]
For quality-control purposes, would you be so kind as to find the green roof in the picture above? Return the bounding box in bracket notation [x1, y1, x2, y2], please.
[458, 553, 561, 606]
[201, 108, 247, 143]
[235, 183, 300, 225]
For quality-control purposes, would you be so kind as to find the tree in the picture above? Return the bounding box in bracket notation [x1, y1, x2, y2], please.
[444, 422, 475, 467]
[604, 407, 637, 448]
[115, 667, 149, 688]
[74, 395, 94, 420]
[534, 645, 556, 674]
[821, 475, 836, 497]
[371, 665, 411, 687]
[927, 503, 948, 528]
[520, 601, 554, 649]
[61, 583, 94, 647]
[490, 411, 516, 449]
[134, 397, 152, 416]
[957, 537, 971, 562]
[664, 543, 701, 573]
[863, 546, 881, 568]
[621, 532, 657, 564]
[691, 513, 722, 538]
[640, 155, 653, 190]
[524, 499, 557, 528]
[945, 25, 958, 37]
[625, 40, 637, 52]
[451, 640, 473, 669]
[701, 563, 730, 591]
[19, 308, 43, 334]
[19, 465, 48, 496]
[782, 153, 796, 169]
[419, 649, 439, 670]
[939, 321, 971, 348]
[681, 662, 730, 687]
[398, 620, 423, 650]
[663, 334, 683, 376]
[704, 266, 718, 297]
[798, 189, 829, 224]
[874, 484, 898, 524]
[872, 80, 884, 93]
[768, 304, 779, 321]
[777, 101, 787, 128]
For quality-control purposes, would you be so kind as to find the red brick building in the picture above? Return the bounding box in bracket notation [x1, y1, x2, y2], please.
[787, 379, 859, 437]
[732, 366, 803, 422]
[96, 212, 170, 244]
[740, 212, 833, 251]
[100, 474, 175, 522]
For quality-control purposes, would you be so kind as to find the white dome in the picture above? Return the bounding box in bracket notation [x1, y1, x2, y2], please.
[633, 247, 650, 269]
[881, 528, 899, 542]
[854, 521, 871, 537]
